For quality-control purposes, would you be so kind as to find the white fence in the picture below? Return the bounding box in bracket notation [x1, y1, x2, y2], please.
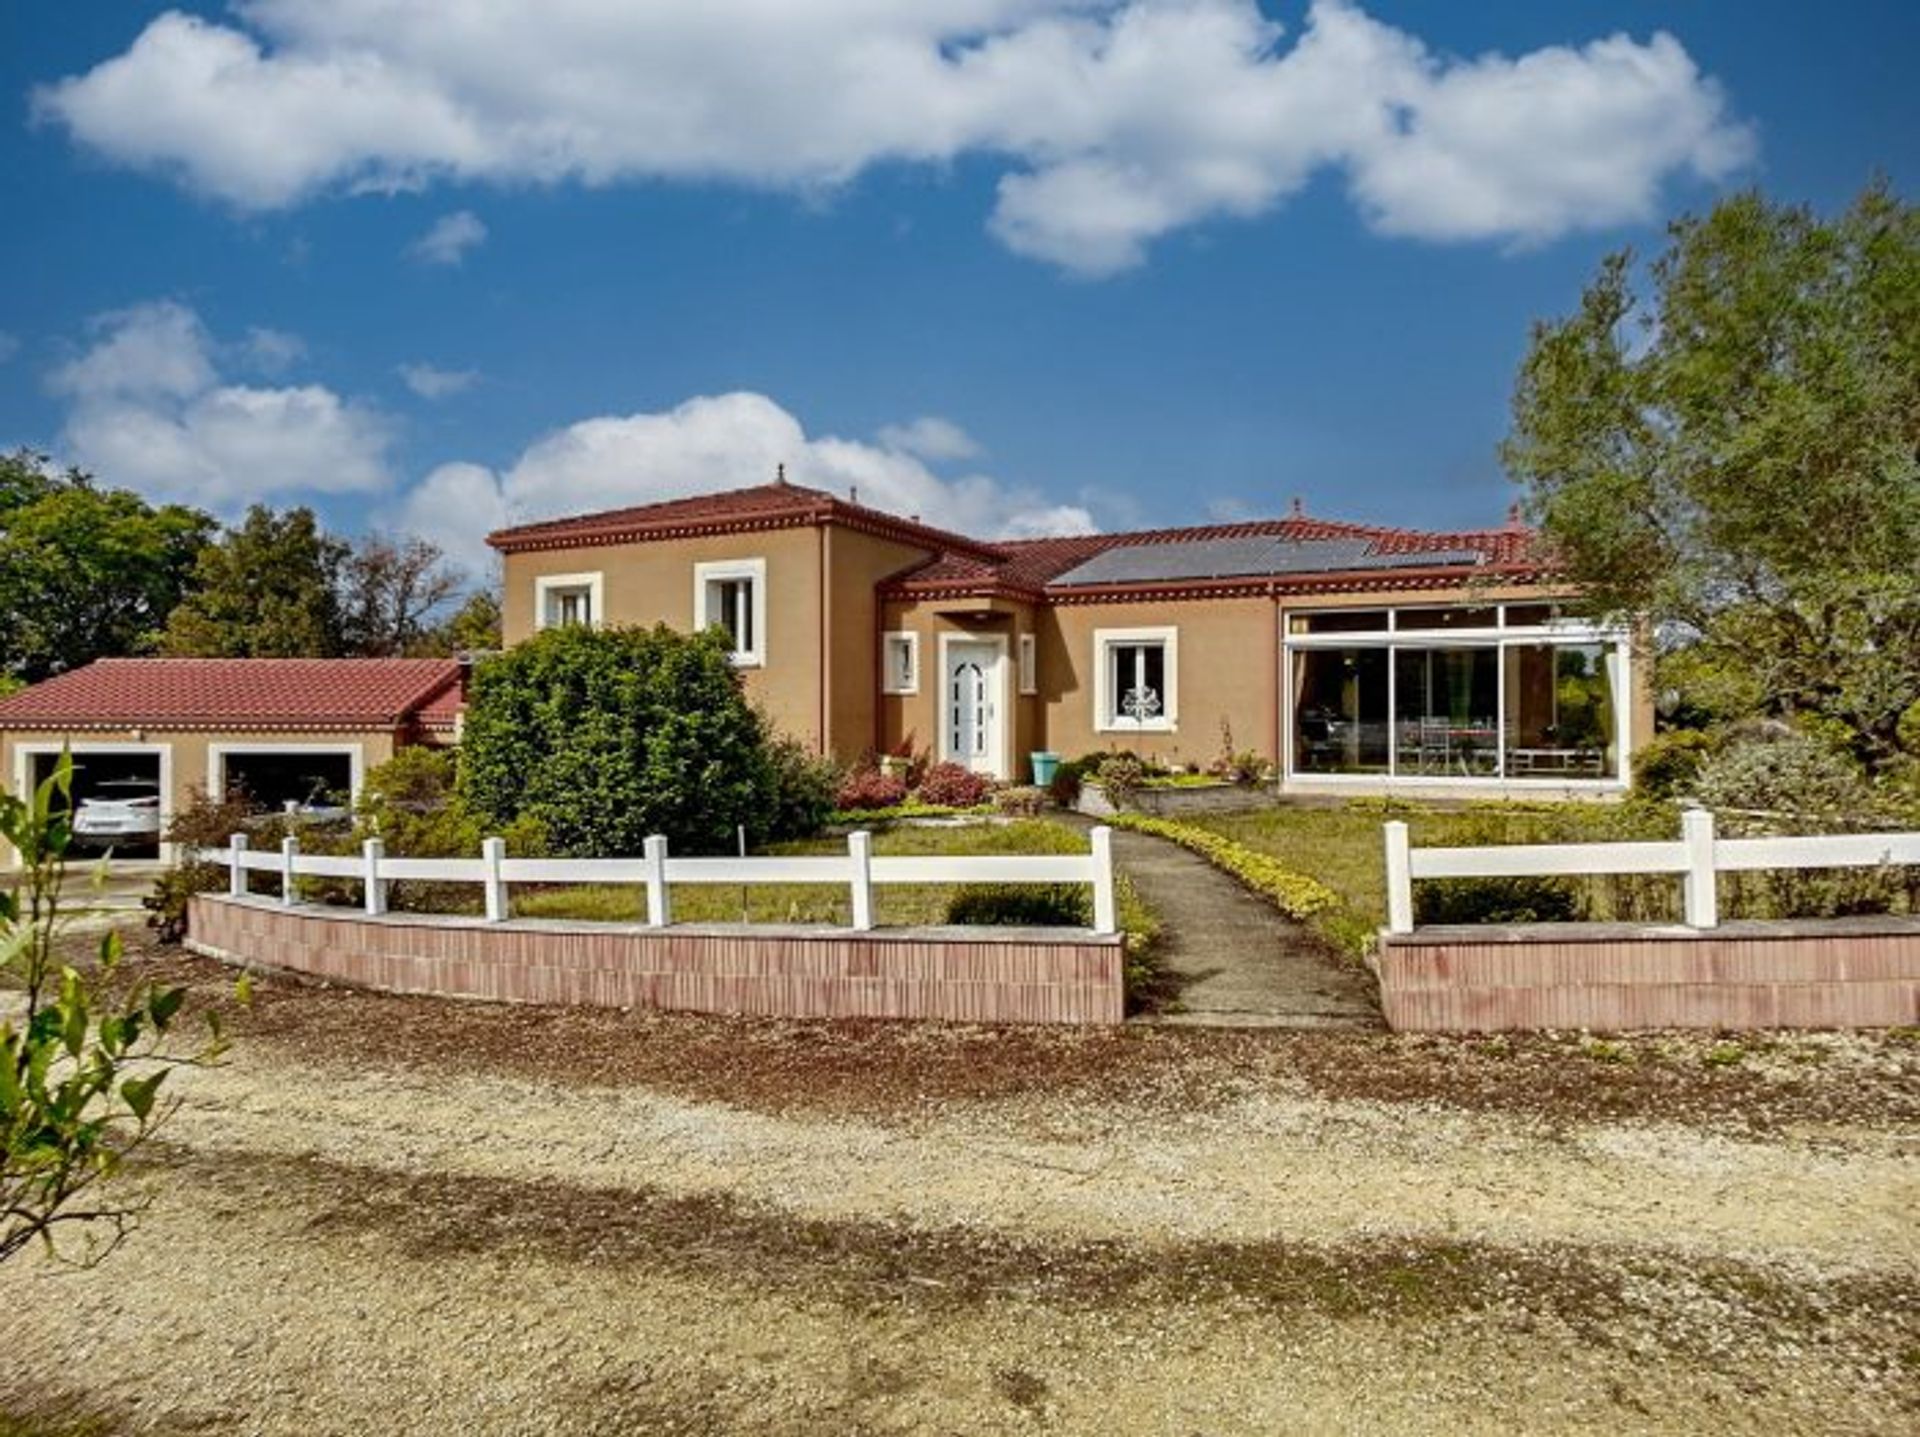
[195, 827, 1119, 936]
[1383, 809, 1920, 935]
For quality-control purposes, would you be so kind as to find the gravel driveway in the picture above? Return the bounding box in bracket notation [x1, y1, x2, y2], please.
[1, 943, 1915, 1435]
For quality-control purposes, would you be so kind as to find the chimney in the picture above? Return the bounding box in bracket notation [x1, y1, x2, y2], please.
[1289, 495, 1305, 518]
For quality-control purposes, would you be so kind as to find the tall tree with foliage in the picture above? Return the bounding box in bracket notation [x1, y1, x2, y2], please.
[0, 452, 214, 682]
[3, 755, 236, 1265]
[158, 505, 350, 658]
[460, 624, 776, 856]
[340, 534, 465, 657]
[1504, 182, 1920, 766]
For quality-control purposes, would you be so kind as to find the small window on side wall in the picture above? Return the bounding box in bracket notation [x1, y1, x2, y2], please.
[535, 572, 603, 630]
[1018, 633, 1037, 695]
[882, 632, 919, 694]
[694, 559, 767, 666]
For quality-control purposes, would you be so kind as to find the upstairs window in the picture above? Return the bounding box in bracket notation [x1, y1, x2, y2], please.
[1094, 627, 1177, 732]
[882, 632, 919, 694]
[534, 573, 603, 630]
[694, 559, 767, 667]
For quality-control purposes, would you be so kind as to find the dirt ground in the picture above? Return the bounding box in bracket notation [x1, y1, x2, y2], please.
[1, 938, 1915, 1435]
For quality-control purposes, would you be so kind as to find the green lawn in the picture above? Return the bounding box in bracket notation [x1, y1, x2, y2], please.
[512, 818, 1157, 942]
[1178, 799, 1686, 937]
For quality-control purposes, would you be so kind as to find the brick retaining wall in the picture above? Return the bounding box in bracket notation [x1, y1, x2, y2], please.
[188, 895, 1125, 1025]
[1378, 917, 1920, 1032]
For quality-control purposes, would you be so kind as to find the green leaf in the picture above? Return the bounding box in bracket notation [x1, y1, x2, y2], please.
[120, 1070, 166, 1121]
[149, 985, 186, 1028]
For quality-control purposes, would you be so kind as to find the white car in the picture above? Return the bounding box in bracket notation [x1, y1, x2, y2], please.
[72, 779, 164, 850]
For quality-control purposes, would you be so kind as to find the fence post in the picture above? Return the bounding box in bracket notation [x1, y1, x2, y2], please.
[363, 837, 386, 916]
[1090, 826, 1118, 935]
[229, 832, 248, 897]
[279, 834, 299, 907]
[1681, 808, 1719, 929]
[1384, 821, 1414, 935]
[643, 834, 671, 927]
[482, 836, 507, 923]
[848, 830, 874, 931]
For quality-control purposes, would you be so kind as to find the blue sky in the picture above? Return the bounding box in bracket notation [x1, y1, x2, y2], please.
[1, 2, 1913, 577]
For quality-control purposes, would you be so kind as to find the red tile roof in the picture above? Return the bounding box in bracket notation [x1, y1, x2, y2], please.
[0, 659, 464, 732]
[487, 480, 1001, 561]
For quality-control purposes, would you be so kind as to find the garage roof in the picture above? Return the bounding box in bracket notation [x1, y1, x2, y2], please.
[0, 658, 463, 732]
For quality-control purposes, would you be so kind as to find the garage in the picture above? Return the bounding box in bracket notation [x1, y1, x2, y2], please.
[212, 745, 359, 819]
[29, 745, 167, 860]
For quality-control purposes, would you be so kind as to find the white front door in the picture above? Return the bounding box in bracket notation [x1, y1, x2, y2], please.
[944, 640, 1001, 776]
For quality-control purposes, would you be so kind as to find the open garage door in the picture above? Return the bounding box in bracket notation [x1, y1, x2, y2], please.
[216, 747, 357, 820]
[35, 747, 165, 860]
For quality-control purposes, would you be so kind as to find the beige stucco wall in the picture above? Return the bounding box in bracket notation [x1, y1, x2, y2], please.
[822, 528, 937, 760]
[876, 597, 1042, 782]
[2, 726, 402, 864]
[503, 526, 834, 750]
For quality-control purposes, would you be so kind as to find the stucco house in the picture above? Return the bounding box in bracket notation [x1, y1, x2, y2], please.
[491, 476, 1649, 796]
[0, 657, 463, 862]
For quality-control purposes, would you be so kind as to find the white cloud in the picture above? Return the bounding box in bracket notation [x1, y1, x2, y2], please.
[408, 209, 487, 264]
[398, 361, 480, 398]
[876, 415, 981, 463]
[36, 1, 1752, 274]
[392, 392, 1093, 574]
[50, 300, 392, 508]
[238, 325, 306, 373]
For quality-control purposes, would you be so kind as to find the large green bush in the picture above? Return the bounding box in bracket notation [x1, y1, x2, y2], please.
[459, 624, 777, 856]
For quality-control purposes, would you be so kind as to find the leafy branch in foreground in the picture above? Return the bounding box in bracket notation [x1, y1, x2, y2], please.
[1, 752, 241, 1266]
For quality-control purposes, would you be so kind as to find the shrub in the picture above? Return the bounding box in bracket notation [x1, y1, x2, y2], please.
[460, 623, 775, 856]
[1094, 753, 1146, 808]
[834, 767, 909, 811]
[1415, 875, 1580, 926]
[1630, 728, 1717, 800]
[764, 735, 840, 840]
[146, 785, 268, 941]
[358, 747, 545, 912]
[1692, 730, 1877, 827]
[1047, 759, 1084, 807]
[915, 761, 993, 808]
[993, 785, 1048, 817]
[946, 883, 1088, 928]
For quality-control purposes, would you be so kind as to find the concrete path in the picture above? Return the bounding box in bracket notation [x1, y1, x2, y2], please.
[1103, 824, 1381, 1029]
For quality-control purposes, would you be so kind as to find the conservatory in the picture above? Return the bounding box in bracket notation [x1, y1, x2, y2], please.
[1283, 602, 1634, 792]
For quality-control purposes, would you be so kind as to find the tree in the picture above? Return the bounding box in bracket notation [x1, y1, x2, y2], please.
[3, 754, 234, 1265]
[340, 534, 465, 657]
[0, 452, 214, 682]
[423, 589, 503, 655]
[158, 505, 349, 658]
[1504, 182, 1920, 766]
[459, 624, 776, 856]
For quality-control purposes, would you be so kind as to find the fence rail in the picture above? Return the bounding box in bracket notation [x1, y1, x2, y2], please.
[1383, 809, 1920, 935]
[195, 827, 1119, 936]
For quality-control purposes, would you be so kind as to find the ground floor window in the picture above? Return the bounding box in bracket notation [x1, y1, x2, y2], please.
[1094, 627, 1176, 732]
[1288, 622, 1623, 782]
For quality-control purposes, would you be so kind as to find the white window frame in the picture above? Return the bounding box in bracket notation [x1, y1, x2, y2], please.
[881, 631, 919, 695]
[208, 742, 365, 810]
[694, 558, 768, 667]
[1017, 633, 1037, 695]
[1093, 626, 1178, 734]
[1279, 602, 1635, 792]
[533, 571, 604, 631]
[9, 741, 175, 866]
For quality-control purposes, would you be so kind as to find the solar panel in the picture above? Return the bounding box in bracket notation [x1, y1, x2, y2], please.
[1050, 535, 1483, 587]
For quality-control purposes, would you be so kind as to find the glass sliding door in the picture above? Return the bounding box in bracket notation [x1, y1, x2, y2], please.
[1392, 647, 1500, 776]
[1292, 647, 1390, 773]
[1502, 642, 1618, 778]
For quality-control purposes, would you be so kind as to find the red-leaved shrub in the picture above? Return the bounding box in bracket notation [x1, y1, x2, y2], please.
[834, 768, 909, 811]
[915, 762, 993, 808]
